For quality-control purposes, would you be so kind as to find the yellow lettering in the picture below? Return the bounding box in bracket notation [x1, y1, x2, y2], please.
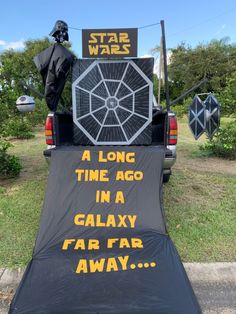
[85, 214, 95, 227]
[74, 239, 85, 250]
[88, 33, 98, 43]
[126, 152, 135, 163]
[88, 239, 100, 250]
[120, 238, 130, 248]
[115, 191, 125, 204]
[90, 258, 105, 273]
[76, 259, 88, 273]
[118, 256, 129, 270]
[106, 214, 116, 227]
[96, 214, 106, 227]
[128, 215, 137, 228]
[119, 33, 130, 43]
[98, 151, 107, 162]
[81, 150, 91, 161]
[121, 44, 131, 54]
[89, 170, 99, 181]
[107, 238, 119, 248]
[100, 45, 110, 54]
[131, 238, 143, 248]
[110, 44, 121, 54]
[98, 33, 106, 43]
[88, 45, 99, 55]
[107, 33, 118, 43]
[74, 214, 85, 225]
[116, 171, 124, 180]
[75, 169, 109, 182]
[62, 239, 75, 250]
[100, 170, 109, 182]
[118, 215, 127, 227]
[107, 151, 116, 161]
[106, 258, 118, 272]
[116, 170, 143, 181]
[75, 169, 84, 181]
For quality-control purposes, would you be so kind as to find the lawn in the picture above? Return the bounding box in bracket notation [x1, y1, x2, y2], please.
[0, 120, 235, 267]
[164, 117, 236, 262]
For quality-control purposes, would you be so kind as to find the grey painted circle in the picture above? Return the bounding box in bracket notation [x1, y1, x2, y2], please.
[106, 97, 118, 109]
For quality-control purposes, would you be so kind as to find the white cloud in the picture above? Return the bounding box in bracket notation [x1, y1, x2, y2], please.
[0, 39, 25, 50]
[0, 40, 6, 46]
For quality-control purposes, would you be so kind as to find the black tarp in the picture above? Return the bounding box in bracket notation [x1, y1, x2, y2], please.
[9, 147, 201, 313]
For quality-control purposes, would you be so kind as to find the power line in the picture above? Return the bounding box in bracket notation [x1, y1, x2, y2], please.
[69, 22, 160, 31]
[167, 8, 236, 38]
[68, 26, 82, 31]
[138, 22, 160, 29]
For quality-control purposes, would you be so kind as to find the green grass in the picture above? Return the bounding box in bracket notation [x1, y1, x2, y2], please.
[0, 122, 235, 267]
[164, 170, 236, 262]
[0, 131, 48, 267]
[164, 116, 236, 261]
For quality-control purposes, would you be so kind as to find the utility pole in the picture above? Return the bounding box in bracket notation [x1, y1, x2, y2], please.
[158, 36, 163, 106]
[160, 20, 170, 111]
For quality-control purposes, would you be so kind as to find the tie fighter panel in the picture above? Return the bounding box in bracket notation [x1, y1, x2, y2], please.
[188, 95, 205, 140]
[188, 93, 220, 140]
[204, 94, 220, 139]
[72, 58, 154, 145]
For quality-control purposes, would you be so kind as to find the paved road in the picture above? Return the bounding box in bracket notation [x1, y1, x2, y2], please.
[1, 264, 236, 313]
[1, 283, 235, 313]
[193, 281, 236, 313]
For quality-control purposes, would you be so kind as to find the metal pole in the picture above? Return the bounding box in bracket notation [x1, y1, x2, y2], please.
[170, 78, 208, 106]
[158, 36, 163, 106]
[160, 20, 170, 111]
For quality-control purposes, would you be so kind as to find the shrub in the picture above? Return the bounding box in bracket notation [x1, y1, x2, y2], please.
[28, 98, 48, 125]
[172, 104, 187, 118]
[172, 97, 192, 118]
[0, 140, 22, 178]
[200, 121, 236, 159]
[2, 119, 34, 139]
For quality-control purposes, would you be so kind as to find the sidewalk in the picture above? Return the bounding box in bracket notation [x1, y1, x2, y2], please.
[1, 263, 236, 313]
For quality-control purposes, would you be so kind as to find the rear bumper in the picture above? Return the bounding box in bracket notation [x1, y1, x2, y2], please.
[164, 145, 176, 174]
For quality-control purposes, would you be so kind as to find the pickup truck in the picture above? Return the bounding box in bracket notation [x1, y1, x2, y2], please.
[43, 106, 177, 183]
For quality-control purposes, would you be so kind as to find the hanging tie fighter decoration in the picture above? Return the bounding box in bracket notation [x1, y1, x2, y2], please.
[188, 93, 220, 140]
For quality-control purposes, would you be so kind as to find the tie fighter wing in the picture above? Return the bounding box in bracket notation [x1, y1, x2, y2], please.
[188, 95, 205, 140]
[204, 94, 220, 139]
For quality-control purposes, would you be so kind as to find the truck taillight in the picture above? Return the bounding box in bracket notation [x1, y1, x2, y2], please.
[168, 115, 178, 145]
[45, 116, 54, 145]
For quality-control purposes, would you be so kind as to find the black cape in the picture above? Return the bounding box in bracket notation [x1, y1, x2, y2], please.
[34, 43, 74, 111]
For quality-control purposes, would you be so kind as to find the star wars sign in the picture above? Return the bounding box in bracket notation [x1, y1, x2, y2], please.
[82, 28, 138, 58]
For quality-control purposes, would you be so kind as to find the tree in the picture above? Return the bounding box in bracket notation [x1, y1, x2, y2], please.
[0, 38, 74, 136]
[168, 38, 236, 99]
[216, 71, 236, 116]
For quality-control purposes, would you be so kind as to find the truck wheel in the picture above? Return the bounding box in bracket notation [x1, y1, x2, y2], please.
[163, 174, 170, 183]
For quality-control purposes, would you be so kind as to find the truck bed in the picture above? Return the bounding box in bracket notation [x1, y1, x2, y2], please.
[51, 108, 168, 147]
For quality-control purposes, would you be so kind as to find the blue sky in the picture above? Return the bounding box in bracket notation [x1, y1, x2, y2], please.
[0, 0, 236, 56]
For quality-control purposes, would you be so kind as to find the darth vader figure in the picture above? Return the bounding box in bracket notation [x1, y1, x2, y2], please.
[34, 20, 74, 111]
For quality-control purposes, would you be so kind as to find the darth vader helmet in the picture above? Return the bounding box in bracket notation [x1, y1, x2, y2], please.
[49, 20, 69, 43]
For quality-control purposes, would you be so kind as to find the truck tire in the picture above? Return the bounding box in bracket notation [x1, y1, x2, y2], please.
[163, 173, 170, 183]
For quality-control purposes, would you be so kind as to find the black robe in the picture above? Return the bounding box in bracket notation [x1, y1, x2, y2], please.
[34, 43, 74, 111]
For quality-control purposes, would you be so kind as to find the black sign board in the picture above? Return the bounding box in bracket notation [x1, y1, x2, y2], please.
[82, 28, 138, 58]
